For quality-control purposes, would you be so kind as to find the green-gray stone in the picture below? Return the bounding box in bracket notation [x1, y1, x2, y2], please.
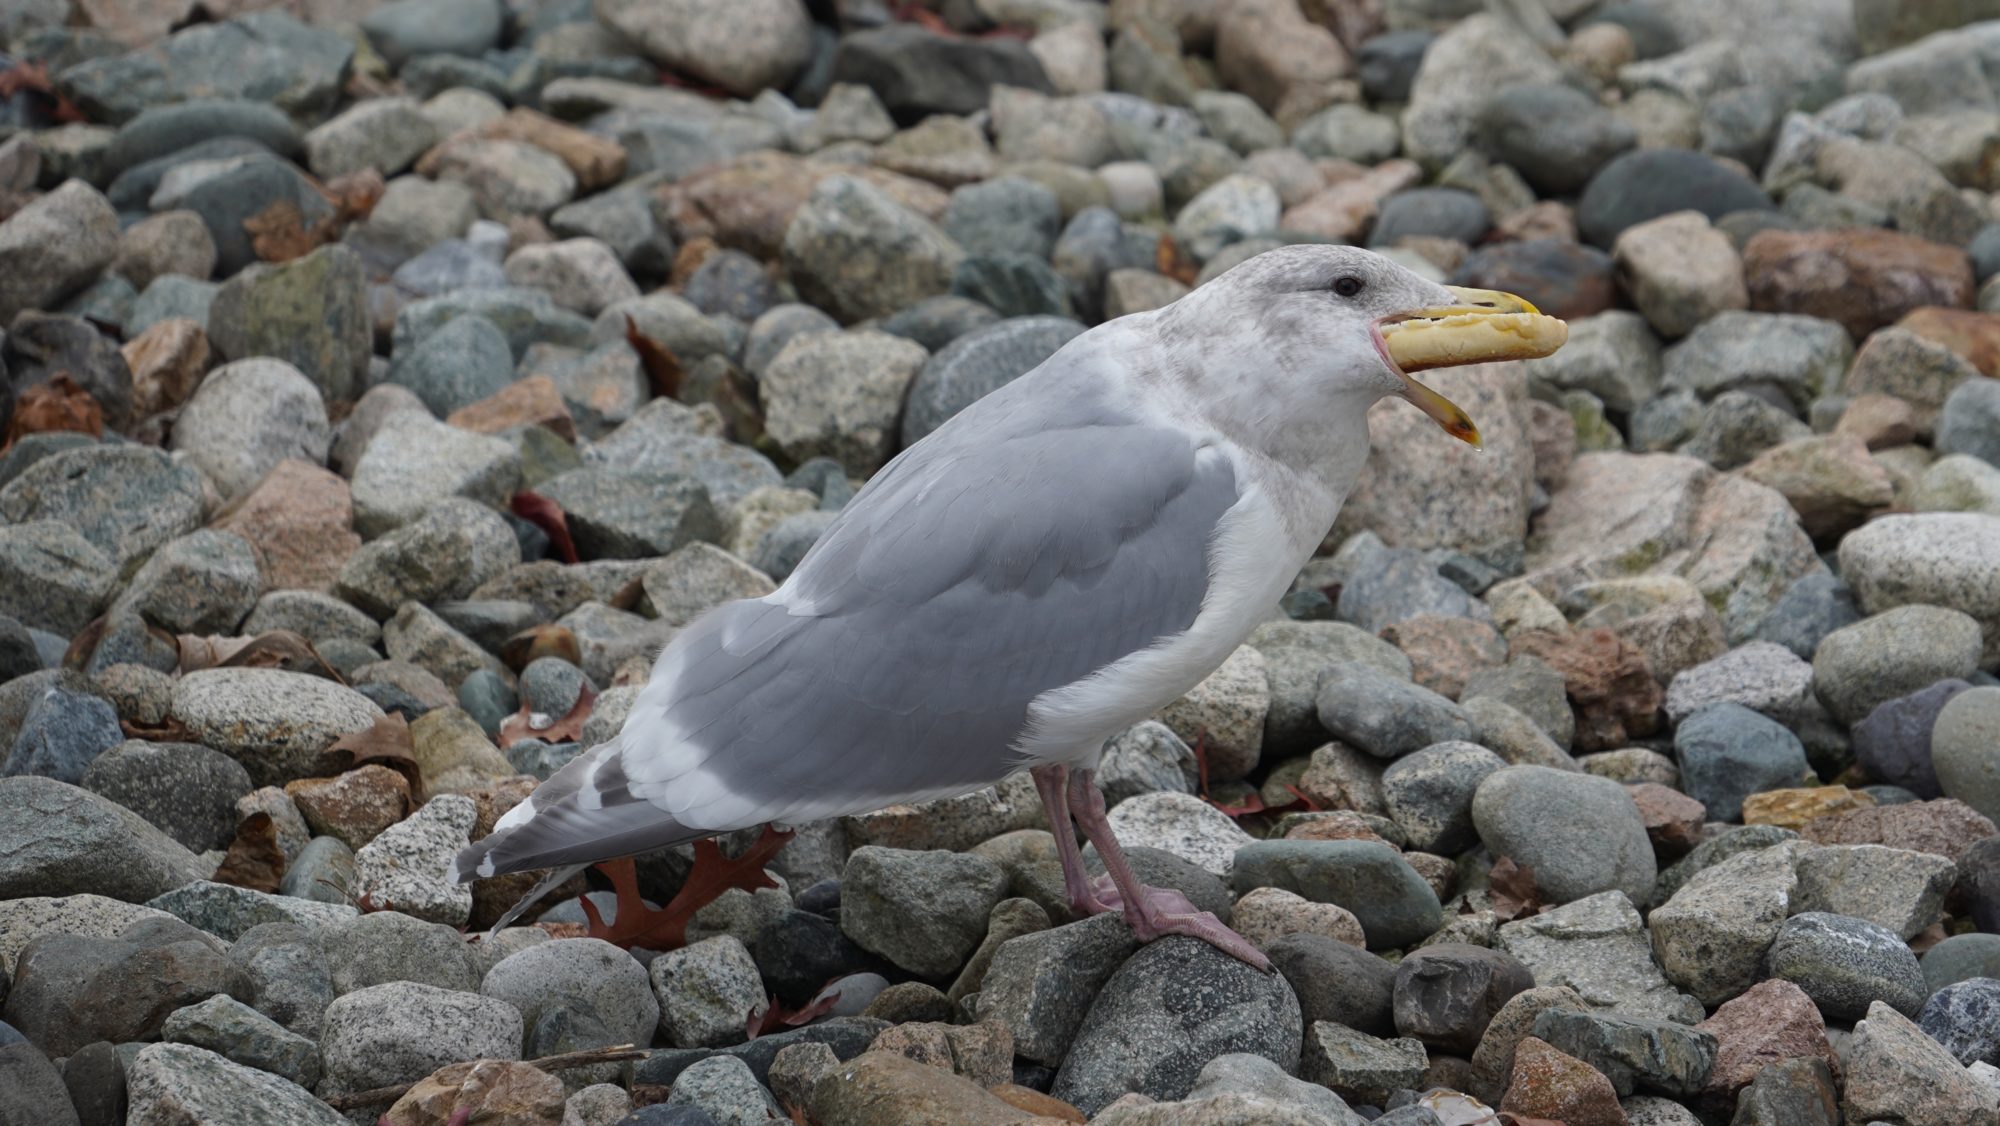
[1230, 840, 1443, 950]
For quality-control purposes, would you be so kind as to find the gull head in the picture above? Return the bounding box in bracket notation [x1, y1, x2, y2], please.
[1167, 245, 1568, 452]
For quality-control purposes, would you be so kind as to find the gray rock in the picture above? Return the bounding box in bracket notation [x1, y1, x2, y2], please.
[584, 401, 783, 507]
[386, 314, 515, 417]
[145, 881, 356, 943]
[0, 179, 119, 326]
[1315, 661, 1475, 760]
[392, 287, 594, 362]
[242, 591, 382, 648]
[2, 915, 248, 1056]
[206, 244, 371, 404]
[1381, 741, 1506, 854]
[169, 668, 383, 788]
[323, 911, 483, 997]
[978, 914, 1138, 1066]
[1476, 84, 1635, 195]
[830, 24, 1052, 118]
[780, 177, 962, 324]
[0, 445, 203, 576]
[760, 329, 928, 477]
[638, 544, 775, 626]
[112, 530, 263, 636]
[103, 100, 300, 181]
[1938, 377, 2000, 467]
[1292, 104, 1399, 165]
[1918, 977, 2000, 1067]
[228, 923, 334, 1038]
[549, 185, 675, 279]
[1530, 1008, 1715, 1097]
[1497, 891, 1702, 1023]
[3, 687, 121, 786]
[943, 177, 1062, 261]
[1793, 843, 1955, 940]
[160, 992, 320, 1088]
[350, 411, 521, 538]
[1845, 999, 2000, 1122]
[1174, 174, 1281, 261]
[1662, 312, 1850, 412]
[0, 777, 208, 902]
[279, 835, 355, 906]
[336, 497, 521, 619]
[166, 358, 331, 500]
[1052, 937, 1303, 1117]
[362, 0, 501, 66]
[649, 935, 764, 1050]
[1768, 911, 1926, 1021]
[351, 793, 476, 925]
[1461, 656, 1576, 751]
[1098, 721, 1200, 806]
[482, 936, 657, 1050]
[1265, 932, 1398, 1038]
[319, 980, 522, 1096]
[1649, 840, 1810, 1007]
[304, 95, 438, 180]
[1471, 765, 1657, 905]
[839, 846, 1006, 978]
[1178, 1051, 1366, 1126]
[1368, 188, 1490, 249]
[0, 1034, 81, 1126]
[1298, 1020, 1427, 1107]
[1752, 571, 1860, 661]
[1922, 933, 2000, 993]
[538, 468, 722, 560]
[899, 314, 1085, 446]
[1522, 310, 1661, 418]
[1576, 148, 1774, 249]
[1838, 513, 2000, 669]
[126, 1042, 341, 1126]
[1813, 605, 1984, 726]
[1663, 641, 1815, 726]
[1673, 702, 1810, 822]
[79, 740, 251, 853]
[1934, 686, 2000, 824]
[0, 523, 111, 637]
[1391, 942, 1533, 1056]
[1231, 840, 1442, 950]
[1337, 546, 1488, 635]
[1653, 823, 1796, 906]
[1678, 391, 1811, 470]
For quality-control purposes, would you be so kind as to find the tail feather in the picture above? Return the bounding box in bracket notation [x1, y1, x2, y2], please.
[479, 862, 588, 937]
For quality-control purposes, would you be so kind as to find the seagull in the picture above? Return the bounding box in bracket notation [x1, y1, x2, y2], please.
[451, 245, 1566, 968]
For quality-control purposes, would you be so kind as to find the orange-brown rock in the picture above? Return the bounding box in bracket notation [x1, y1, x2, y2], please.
[123, 317, 211, 419]
[1834, 393, 1919, 450]
[446, 374, 576, 443]
[1501, 1037, 1626, 1126]
[1381, 614, 1508, 700]
[1627, 782, 1704, 859]
[1895, 305, 2000, 376]
[1509, 628, 1662, 752]
[382, 1059, 565, 1126]
[469, 108, 627, 192]
[285, 764, 411, 850]
[1743, 228, 1973, 340]
[811, 1051, 1038, 1126]
[1742, 785, 1874, 830]
[1695, 979, 1838, 1109]
[1800, 797, 1997, 862]
[209, 459, 362, 592]
[658, 151, 950, 259]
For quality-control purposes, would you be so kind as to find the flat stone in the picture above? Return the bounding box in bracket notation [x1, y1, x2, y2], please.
[1496, 891, 1702, 1023]
[126, 1042, 341, 1126]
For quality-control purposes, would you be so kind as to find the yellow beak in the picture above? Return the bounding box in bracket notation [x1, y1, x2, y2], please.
[1375, 286, 1569, 450]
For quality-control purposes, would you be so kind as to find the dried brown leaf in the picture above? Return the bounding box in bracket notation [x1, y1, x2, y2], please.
[500, 625, 581, 672]
[581, 826, 792, 951]
[1488, 855, 1545, 922]
[497, 681, 598, 747]
[510, 491, 579, 564]
[244, 198, 334, 263]
[315, 713, 424, 799]
[213, 811, 286, 893]
[625, 314, 684, 400]
[1155, 234, 1200, 287]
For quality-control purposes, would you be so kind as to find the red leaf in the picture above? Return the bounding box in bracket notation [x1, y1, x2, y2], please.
[3, 373, 104, 449]
[745, 985, 841, 1041]
[581, 825, 793, 951]
[511, 491, 579, 564]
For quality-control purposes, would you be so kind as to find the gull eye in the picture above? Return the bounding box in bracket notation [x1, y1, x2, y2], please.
[1333, 276, 1365, 298]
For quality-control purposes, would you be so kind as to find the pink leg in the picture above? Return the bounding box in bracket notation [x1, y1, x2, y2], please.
[1067, 767, 1272, 972]
[1030, 764, 1112, 918]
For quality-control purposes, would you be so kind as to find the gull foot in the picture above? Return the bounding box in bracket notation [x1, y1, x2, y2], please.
[1081, 875, 1272, 972]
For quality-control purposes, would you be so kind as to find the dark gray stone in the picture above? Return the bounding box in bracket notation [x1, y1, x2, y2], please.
[0, 776, 207, 902]
[79, 740, 252, 853]
[1852, 678, 1970, 800]
[1391, 943, 1534, 1056]
[1529, 1007, 1717, 1097]
[2, 312, 133, 431]
[102, 100, 301, 179]
[361, 0, 503, 67]
[1315, 661, 1475, 760]
[1230, 840, 1443, 949]
[830, 25, 1051, 119]
[0, 917, 250, 1057]
[386, 313, 514, 416]
[1766, 911, 1926, 1022]
[838, 845, 1007, 979]
[170, 155, 337, 278]
[1369, 188, 1489, 248]
[1051, 936, 1303, 1117]
[1673, 702, 1809, 822]
[1356, 30, 1432, 104]
[2, 688, 121, 785]
[0, 1037, 79, 1126]
[59, 1039, 124, 1126]
[1471, 764, 1658, 906]
[538, 468, 723, 561]
[1937, 376, 2000, 468]
[1652, 823, 1797, 906]
[1917, 977, 2000, 1066]
[943, 176, 1062, 261]
[950, 254, 1071, 319]
[1476, 84, 1637, 195]
[1728, 1056, 1838, 1126]
[227, 923, 334, 1039]
[159, 993, 320, 1089]
[900, 314, 1084, 445]
[1752, 571, 1860, 661]
[632, 1015, 887, 1087]
[976, 914, 1139, 1066]
[1265, 932, 1397, 1037]
[1577, 148, 1776, 249]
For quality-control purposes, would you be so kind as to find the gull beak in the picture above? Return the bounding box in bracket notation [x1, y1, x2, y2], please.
[1373, 286, 1569, 450]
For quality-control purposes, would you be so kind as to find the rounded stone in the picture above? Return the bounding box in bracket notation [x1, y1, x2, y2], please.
[1766, 911, 1927, 1022]
[1381, 741, 1508, 854]
[1470, 765, 1657, 905]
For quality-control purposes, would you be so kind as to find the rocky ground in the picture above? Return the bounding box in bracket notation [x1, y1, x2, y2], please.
[2, 0, 2000, 1122]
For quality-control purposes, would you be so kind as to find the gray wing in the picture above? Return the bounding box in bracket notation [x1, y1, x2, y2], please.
[456, 375, 1240, 880]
